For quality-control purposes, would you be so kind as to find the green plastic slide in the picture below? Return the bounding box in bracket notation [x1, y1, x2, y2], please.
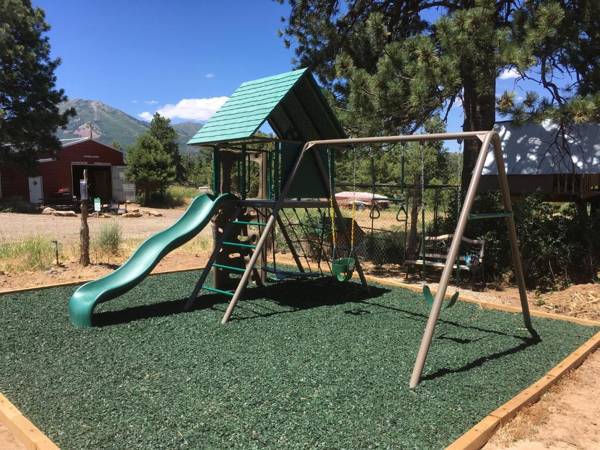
[69, 193, 235, 327]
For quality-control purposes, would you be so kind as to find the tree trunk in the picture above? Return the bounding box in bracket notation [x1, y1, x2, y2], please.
[460, 59, 497, 191]
[79, 199, 90, 266]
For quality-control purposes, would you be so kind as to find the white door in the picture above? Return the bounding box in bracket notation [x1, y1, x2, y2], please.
[28, 176, 44, 204]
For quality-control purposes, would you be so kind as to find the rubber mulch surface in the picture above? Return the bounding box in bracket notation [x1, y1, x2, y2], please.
[0, 271, 597, 449]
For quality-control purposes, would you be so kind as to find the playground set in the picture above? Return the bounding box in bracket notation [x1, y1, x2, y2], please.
[2, 69, 600, 450]
[68, 68, 535, 388]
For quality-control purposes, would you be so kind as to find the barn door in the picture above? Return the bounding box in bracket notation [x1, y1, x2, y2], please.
[28, 176, 44, 204]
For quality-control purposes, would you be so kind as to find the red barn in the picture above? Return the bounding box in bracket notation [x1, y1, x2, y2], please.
[0, 138, 135, 204]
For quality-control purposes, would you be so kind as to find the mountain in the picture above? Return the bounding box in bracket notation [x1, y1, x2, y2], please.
[173, 122, 202, 152]
[58, 99, 202, 154]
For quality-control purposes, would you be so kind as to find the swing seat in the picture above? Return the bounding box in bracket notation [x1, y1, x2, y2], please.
[332, 257, 355, 282]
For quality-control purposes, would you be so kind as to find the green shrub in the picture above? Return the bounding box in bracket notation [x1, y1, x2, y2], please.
[97, 222, 122, 255]
[446, 192, 597, 291]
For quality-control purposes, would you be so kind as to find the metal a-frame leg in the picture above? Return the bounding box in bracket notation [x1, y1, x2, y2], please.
[408, 132, 536, 389]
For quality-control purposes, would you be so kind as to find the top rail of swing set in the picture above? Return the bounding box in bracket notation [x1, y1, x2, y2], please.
[280, 130, 535, 388]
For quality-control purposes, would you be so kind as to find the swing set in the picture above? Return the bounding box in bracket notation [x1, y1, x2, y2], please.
[180, 69, 536, 388]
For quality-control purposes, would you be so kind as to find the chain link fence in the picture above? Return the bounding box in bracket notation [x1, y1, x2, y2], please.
[272, 184, 460, 274]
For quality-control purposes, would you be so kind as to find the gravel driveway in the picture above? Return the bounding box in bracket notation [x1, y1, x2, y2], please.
[0, 207, 212, 243]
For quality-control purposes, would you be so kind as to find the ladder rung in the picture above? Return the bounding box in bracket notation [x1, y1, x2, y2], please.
[232, 220, 267, 226]
[214, 263, 245, 273]
[203, 286, 234, 296]
[468, 211, 513, 220]
[223, 241, 256, 249]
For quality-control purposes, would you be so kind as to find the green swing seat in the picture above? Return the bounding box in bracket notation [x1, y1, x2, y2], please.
[332, 257, 355, 282]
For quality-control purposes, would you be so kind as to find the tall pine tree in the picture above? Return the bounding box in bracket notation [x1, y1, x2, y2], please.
[148, 113, 183, 182]
[0, 0, 74, 170]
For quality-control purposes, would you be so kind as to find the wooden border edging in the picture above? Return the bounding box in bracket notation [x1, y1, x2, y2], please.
[446, 330, 600, 450]
[362, 275, 600, 327]
[0, 393, 59, 450]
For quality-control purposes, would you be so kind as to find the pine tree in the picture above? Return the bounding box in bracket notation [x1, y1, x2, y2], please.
[126, 134, 176, 204]
[276, 0, 600, 188]
[0, 0, 75, 170]
[148, 113, 183, 182]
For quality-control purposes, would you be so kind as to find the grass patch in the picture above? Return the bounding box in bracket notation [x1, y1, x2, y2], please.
[0, 235, 56, 272]
[143, 185, 200, 208]
[0, 272, 596, 449]
[166, 184, 199, 205]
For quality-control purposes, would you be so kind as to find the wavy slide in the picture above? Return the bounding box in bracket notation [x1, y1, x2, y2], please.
[69, 193, 235, 327]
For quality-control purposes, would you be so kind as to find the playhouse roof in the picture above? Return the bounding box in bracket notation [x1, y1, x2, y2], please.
[483, 120, 600, 176]
[187, 68, 345, 146]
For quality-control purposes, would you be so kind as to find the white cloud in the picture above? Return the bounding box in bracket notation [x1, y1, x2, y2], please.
[205, 73, 215, 79]
[138, 111, 153, 121]
[154, 96, 228, 122]
[499, 68, 521, 80]
[144, 100, 159, 105]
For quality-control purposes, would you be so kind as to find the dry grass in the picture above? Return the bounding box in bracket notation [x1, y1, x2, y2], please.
[535, 284, 600, 321]
[0, 236, 56, 273]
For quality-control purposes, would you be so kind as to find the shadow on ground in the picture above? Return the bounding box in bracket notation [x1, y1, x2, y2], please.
[92, 278, 390, 327]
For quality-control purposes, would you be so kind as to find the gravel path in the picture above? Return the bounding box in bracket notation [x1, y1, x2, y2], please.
[0, 208, 212, 243]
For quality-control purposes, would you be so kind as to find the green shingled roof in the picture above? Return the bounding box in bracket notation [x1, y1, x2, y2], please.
[188, 68, 344, 146]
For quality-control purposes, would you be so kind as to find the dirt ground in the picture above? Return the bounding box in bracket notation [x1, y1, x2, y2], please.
[0, 211, 598, 449]
[0, 206, 204, 242]
[485, 350, 600, 450]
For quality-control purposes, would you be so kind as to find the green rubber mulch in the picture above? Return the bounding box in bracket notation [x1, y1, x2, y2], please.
[0, 272, 597, 449]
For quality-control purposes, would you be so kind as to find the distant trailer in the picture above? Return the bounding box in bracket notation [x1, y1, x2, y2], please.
[335, 191, 391, 208]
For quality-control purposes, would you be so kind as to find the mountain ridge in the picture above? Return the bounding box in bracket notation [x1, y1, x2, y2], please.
[58, 99, 201, 154]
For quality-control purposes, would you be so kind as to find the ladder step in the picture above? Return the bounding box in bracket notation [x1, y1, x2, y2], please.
[203, 286, 234, 296]
[468, 211, 513, 220]
[232, 220, 267, 226]
[213, 263, 245, 273]
[223, 241, 257, 249]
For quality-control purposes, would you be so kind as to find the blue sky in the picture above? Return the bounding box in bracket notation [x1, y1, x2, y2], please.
[35, 0, 557, 139]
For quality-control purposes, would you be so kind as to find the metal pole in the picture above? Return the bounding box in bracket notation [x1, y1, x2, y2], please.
[408, 131, 495, 389]
[490, 134, 536, 334]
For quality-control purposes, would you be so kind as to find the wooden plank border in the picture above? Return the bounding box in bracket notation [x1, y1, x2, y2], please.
[362, 275, 600, 327]
[0, 394, 59, 450]
[446, 330, 600, 450]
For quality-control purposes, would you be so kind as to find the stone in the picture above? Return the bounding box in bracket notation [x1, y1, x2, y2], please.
[52, 210, 77, 217]
[122, 211, 142, 218]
